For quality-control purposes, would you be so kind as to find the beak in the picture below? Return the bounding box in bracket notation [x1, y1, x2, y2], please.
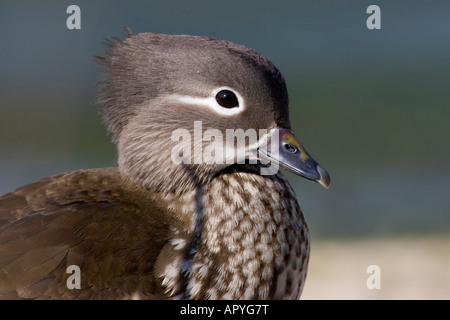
[257, 128, 330, 188]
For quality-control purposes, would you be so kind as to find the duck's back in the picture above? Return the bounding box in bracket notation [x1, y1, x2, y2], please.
[0, 167, 171, 299]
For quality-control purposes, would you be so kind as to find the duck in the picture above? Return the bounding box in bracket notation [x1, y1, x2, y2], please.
[0, 31, 330, 299]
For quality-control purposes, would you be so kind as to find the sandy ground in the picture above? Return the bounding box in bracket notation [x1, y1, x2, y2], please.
[301, 235, 450, 300]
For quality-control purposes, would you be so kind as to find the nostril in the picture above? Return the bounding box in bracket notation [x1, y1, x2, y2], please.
[284, 143, 297, 154]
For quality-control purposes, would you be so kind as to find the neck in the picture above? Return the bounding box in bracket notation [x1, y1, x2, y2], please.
[155, 165, 310, 299]
[117, 109, 225, 195]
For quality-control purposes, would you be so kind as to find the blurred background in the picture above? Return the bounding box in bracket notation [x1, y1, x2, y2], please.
[1, 0, 449, 299]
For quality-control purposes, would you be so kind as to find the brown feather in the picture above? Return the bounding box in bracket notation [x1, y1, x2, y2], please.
[0, 168, 174, 299]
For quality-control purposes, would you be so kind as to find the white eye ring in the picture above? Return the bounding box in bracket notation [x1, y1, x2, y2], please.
[175, 86, 245, 116]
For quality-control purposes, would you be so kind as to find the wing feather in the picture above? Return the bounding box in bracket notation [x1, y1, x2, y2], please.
[0, 168, 171, 299]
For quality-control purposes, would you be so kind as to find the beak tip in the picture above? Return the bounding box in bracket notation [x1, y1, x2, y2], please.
[317, 165, 331, 189]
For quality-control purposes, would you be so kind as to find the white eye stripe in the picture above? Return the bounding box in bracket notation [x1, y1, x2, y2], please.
[174, 87, 245, 116]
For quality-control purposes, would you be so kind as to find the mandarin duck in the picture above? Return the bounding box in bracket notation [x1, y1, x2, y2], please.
[0, 31, 329, 299]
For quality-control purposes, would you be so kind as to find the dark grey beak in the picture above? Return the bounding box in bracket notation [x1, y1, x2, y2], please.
[257, 128, 330, 188]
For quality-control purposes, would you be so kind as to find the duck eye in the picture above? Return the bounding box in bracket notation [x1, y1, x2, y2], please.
[215, 90, 239, 109]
